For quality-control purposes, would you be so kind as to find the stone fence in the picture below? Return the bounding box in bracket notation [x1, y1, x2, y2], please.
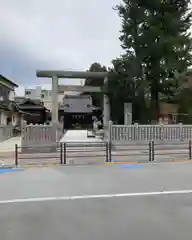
[0, 125, 13, 142]
[109, 123, 192, 143]
[21, 124, 63, 151]
[20, 122, 192, 152]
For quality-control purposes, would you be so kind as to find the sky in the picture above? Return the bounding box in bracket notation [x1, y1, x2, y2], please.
[0, 0, 123, 96]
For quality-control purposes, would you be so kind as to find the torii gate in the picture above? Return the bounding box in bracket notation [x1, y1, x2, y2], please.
[36, 70, 110, 138]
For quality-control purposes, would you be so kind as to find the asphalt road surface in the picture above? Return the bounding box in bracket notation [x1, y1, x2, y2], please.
[1, 162, 192, 239]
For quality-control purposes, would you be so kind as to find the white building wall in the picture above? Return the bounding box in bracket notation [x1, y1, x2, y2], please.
[25, 86, 42, 99]
[9, 90, 15, 101]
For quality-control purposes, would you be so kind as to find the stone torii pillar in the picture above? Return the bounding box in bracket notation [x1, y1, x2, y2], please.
[51, 75, 59, 125]
[103, 76, 110, 138]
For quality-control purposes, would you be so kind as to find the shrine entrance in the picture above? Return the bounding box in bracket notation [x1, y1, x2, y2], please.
[36, 70, 111, 139]
[64, 113, 93, 130]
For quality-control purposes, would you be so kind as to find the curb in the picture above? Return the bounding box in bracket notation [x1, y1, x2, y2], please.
[23, 164, 63, 168]
[105, 161, 139, 165]
[2, 159, 192, 169]
[173, 159, 192, 163]
[0, 166, 14, 169]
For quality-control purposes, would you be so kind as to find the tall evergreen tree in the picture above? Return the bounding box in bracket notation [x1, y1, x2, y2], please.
[84, 62, 107, 108]
[116, 0, 192, 122]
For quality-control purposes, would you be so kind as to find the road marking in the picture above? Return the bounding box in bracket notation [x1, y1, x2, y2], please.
[0, 189, 192, 205]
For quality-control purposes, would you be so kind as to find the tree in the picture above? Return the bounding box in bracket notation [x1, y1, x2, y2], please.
[85, 62, 107, 86]
[84, 62, 107, 108]
[85, 57, 150, 123]
[115, 0, 192, 122]
[108, 57, 134, 123]
[108, 55, 150, 123]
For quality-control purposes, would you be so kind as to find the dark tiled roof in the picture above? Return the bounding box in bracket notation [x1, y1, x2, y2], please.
[0, 74, 18, 87]
[15, 97, 44, 106]
[15, 97, 26, 104]
[0, 99, 44, 116]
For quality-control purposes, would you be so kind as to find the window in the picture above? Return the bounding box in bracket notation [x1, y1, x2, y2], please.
[41, 94, 44, 99]
[25, 90, 31, 95]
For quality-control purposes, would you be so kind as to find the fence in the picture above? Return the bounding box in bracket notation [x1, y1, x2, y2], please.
[15, 142, 108, 166]
[21, 123, 63, 152]
[0, 125, 13, 142]
[13, 140, 192, 166]
[21, 122, 192, 146]
[109, 122, 192, 142]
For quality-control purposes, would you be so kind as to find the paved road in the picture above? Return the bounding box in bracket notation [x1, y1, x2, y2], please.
[1, 162, 192, 239]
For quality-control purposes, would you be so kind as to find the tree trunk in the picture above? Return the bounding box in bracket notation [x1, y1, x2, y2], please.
[150, 81, 159, 123]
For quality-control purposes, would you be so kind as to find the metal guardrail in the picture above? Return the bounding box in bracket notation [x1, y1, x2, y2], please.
[15, 143, 62, 167]
[14, 140, 192, 167]
[15, 142, 109, 167]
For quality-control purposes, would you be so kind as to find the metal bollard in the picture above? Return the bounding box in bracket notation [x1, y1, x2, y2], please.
[151, 141, 155, 161]
[15, 144, 18, 166]
[189, 140, 192, 159]
[60, 143, 63, 164]
[108, 141, 112, 162]
[149, 141, 152, 162]
[105, 142, 108, 162]
[63, 143, 66, 164]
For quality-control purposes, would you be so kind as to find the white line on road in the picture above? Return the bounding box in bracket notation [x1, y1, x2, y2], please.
[0, 189, 192, 205]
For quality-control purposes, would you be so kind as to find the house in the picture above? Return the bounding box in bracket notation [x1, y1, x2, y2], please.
[25, 85, 88, 110]
[0, 74, 19, 125]
[24, 86, 69, 112]
[15, 97, 50, 124]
